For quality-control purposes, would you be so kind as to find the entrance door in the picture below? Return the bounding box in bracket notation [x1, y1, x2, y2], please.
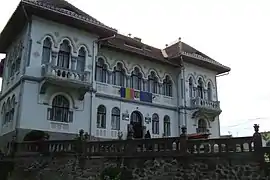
[130, 111, 143, 138]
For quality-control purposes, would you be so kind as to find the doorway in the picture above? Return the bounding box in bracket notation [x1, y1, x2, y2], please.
[130, 111, 143, 138]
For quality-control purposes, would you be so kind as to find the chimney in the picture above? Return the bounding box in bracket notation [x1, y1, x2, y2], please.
[133, 37, 142, 42]
[165, 44, 168, 47]
[128, 33, 132, 37]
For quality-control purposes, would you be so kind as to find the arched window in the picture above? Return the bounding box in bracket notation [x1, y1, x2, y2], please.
[163, 75, 172, 97]
[207, 82, 212, 101]
[1, 103, 5, 125]
[197, 119, 207, 133]
[57, 40, 70, 68]
[5, 98, 11, 124]
[189, 77, 193, 98]
[10, 95, 15, 122]
[97, 105, 106, 128]
[111, 107, 120, 130]
[163, 115, 171, 136]
[148, 71, 158, 94]
[197, 78, 204, 98]
[95, 58, 107, 83]
[131, 67, 142, 90]
[112, 63, 125, 87]
[50, 95, 72, 123]
[77, 47, 86, 72]
[42, 37, 52, 64]
[10, 63, 15, 77]
[152, 113, 159, 134]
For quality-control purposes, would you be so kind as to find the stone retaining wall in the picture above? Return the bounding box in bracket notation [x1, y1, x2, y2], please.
[6, 155, 270, 180]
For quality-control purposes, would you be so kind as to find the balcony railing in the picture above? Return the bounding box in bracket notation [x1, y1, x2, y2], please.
[42, 64, 90, 83]
[190, 97, 220, 111]
[196, 128, 209, 133]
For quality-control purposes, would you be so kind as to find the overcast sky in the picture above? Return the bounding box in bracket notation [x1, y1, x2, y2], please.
[0, 0, 269, 137]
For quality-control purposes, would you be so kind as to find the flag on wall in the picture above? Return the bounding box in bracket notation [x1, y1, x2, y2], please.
[140, 91, 152, 103]
[120, 87, 135, 99]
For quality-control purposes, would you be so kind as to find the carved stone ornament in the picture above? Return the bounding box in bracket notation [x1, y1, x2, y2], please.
[54, 32, 60, 37]
[33, 51, 40, 57]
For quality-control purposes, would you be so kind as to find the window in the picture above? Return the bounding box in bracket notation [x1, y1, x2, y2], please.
[4, 98, 11, 124]
[10, 96, 15, 122]
[111, 107, 120, 130]
[1, 103, 6, 125]
[57, 40, 70, 68]
[163, 115, 171, 136]
[95, 58, 107, 83]
[207, 82, 212, 101]
[163, 75, 172, 96]
[42, 38, 52, 64]
[189, 77, 193, 98]
[197, 78, 203, 98]
[15, 57, 21, 72]
[49, 95, 73, 123]
[10, 63, 15, 77]
[77, 47, 86, 72]
[112, 63, 125, 87]
[97, 105, 106, 128]
[152, 113, 159, 134]
[131, 67, 142, 90]
[197, 119, 207, 133]
[148, 71, 158, 93]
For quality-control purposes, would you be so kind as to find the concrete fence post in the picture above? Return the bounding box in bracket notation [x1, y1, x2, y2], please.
[180, 126, 188, 154]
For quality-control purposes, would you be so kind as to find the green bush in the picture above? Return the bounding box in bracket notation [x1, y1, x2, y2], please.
[100, 166, 121, 180]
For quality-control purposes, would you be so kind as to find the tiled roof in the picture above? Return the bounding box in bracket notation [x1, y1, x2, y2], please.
[22, 0, 117, 32]
[101, 34, 182, 67]
[101, 34, 230, 72]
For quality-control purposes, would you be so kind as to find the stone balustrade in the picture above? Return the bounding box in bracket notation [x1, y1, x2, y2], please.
[42, 64, 90, 83]
[191, 97, 220, 111]
[6, 134, 257, 158]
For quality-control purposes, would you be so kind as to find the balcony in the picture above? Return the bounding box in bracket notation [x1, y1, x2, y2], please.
[40, 64, 91, 100]
[190, 97, 221, 121]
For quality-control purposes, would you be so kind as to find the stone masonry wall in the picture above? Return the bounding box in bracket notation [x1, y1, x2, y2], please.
[6, 155, 270, 180]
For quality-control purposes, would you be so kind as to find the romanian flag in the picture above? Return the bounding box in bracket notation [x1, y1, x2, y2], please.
[120, 87, 135, 99]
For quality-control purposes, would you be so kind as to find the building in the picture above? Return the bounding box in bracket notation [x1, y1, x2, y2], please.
[0, 0, 230, 144]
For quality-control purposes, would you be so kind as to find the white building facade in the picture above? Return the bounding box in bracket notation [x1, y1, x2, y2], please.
[0, 0, 230, 144]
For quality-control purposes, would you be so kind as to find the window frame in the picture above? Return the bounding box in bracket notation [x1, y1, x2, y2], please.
[111, 107, 120, 130]
[97, 105, 106, 129]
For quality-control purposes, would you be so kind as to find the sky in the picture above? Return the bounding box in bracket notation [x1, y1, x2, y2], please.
[0, 0, 269, 137]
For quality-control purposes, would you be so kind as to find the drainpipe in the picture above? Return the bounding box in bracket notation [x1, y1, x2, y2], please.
[89, 34, 116, 136]
[180, 56, 187, 128]
[176, 69, 180, 136]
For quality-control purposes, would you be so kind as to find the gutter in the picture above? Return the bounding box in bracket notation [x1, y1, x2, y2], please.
[216, 71, 230, 77]
[89, 34, 116, 137]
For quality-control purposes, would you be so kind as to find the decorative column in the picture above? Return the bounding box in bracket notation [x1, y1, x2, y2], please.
[107, 71, 113, 84]
[143, 79, 148, 91]
[193, 87, 197, 97]
[126, 76, 131, 87]
[158, 82, 163, 95]
[71, 56, 77, 70]
[51, 51, 58, 66]
[203, 89, 207, 99]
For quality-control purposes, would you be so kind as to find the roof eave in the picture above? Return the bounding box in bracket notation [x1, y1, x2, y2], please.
[0, 3, 26, 52]
[0, 1, 118, 52]
[22, 1, 117, 36]
[101, 43, 181, 68]
[170, 55, 230, 74]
